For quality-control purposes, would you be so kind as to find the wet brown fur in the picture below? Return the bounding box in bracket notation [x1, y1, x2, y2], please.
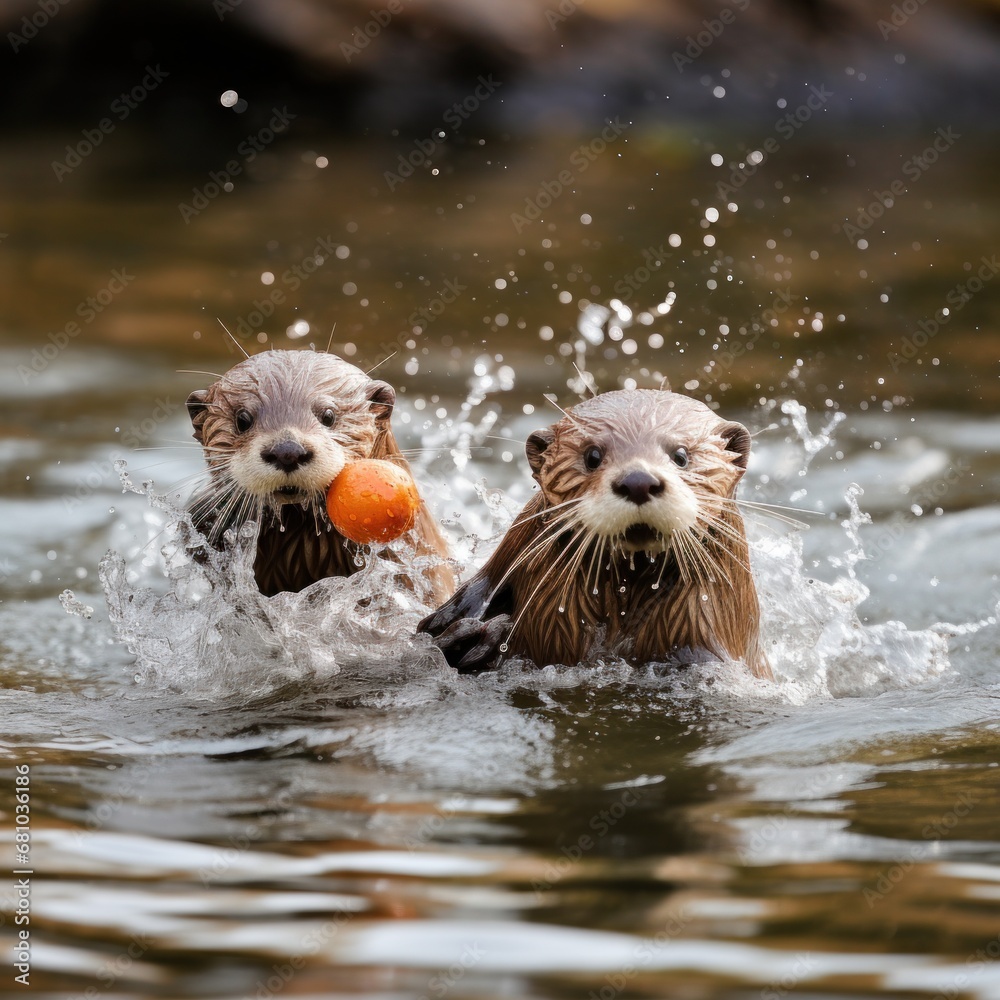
[421, 389, 770, 678]
[186, 350, 453, 602]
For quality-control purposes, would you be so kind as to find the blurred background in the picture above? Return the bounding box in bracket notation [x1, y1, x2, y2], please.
[1, 0, 998, 409]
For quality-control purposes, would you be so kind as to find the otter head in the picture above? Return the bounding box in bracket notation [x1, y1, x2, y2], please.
[525, 389, 750, 553]
[186, 350, 395, 516]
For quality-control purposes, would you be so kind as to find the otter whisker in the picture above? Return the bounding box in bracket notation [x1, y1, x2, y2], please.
[733, 498, 813, 530]
[511, 496, 585, 528]
[485, 509, 585, 601]
[584, 532, 607, 598]
[652, 542, 671, 591]
[217, 319, 251, 359]
[507, 514, 583, 578]
[683, 528, 739, 590]
[365, 351, 395, 375]
[502, 529, 587, 655]
[542, 393, 584, 429]
[572, 362, 599, 397]
[555, 527, 596, 613]
[693, 511, 749, 550]
[209, 485, 248, 543]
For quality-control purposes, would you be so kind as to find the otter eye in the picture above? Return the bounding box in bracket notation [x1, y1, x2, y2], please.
[583, 445, 604, 471]
[235, 409, 254, 434]
[319, 408, 336, 428]
[671, 446, 689, 468]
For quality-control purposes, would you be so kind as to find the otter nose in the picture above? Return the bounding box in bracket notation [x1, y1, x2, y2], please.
[612, 469, 664, 506]
[261, 439, 313, 472]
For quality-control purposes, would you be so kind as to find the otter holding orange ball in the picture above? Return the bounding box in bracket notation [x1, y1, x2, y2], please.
[186, 349, 453, 601]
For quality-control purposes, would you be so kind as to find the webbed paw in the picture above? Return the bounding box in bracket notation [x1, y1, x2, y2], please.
[432, 615, 511, 673]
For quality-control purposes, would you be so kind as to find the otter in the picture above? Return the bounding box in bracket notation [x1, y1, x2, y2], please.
[419, 388, 770, 678]
[185, 349, 453, 602]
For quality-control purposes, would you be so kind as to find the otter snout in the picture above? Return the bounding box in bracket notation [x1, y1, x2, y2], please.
[261, 439, 314, 473]
[612, 469, 664, 506]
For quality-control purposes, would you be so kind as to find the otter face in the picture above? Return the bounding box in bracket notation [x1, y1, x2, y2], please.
[186, 351, 395, 517]
[526, 389, 750, 554]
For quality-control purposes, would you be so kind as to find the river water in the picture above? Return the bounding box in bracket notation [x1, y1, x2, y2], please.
[1, 130, 999, 998]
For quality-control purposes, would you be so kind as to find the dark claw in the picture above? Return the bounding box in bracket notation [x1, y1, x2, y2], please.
[433, 614, 511, 673]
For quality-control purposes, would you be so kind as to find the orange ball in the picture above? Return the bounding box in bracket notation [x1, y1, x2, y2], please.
[326, 459, 420, 545]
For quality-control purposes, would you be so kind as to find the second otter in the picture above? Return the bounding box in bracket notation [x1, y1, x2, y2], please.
[419, 388, 770, 678]
[186, 349, 452, 601]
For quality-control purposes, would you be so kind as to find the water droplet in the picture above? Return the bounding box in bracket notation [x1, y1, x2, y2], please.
[619, 585, 626, 593]
[651, 582, 659, 590]
[499, 643, 509, 653]
[558, 605, 565, 613]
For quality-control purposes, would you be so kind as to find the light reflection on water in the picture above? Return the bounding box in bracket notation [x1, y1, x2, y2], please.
[1, 134, 1000, 998]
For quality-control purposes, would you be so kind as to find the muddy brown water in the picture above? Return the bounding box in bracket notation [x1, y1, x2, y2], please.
[1, 130, 999, 999]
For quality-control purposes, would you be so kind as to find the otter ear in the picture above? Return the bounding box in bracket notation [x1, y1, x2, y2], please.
[719, 420, 751, 471]
[186, 389, 210, 444]
[366, 380, 396, 425]
[525, 427, 555, 477]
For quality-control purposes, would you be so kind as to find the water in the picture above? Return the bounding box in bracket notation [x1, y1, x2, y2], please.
[2, 132, 1000, 999]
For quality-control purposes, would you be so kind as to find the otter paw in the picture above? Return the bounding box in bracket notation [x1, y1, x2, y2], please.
[432, 615, 511, 673]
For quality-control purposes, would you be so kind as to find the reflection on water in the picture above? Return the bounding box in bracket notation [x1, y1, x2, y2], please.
[2, 130, 1000, 998]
